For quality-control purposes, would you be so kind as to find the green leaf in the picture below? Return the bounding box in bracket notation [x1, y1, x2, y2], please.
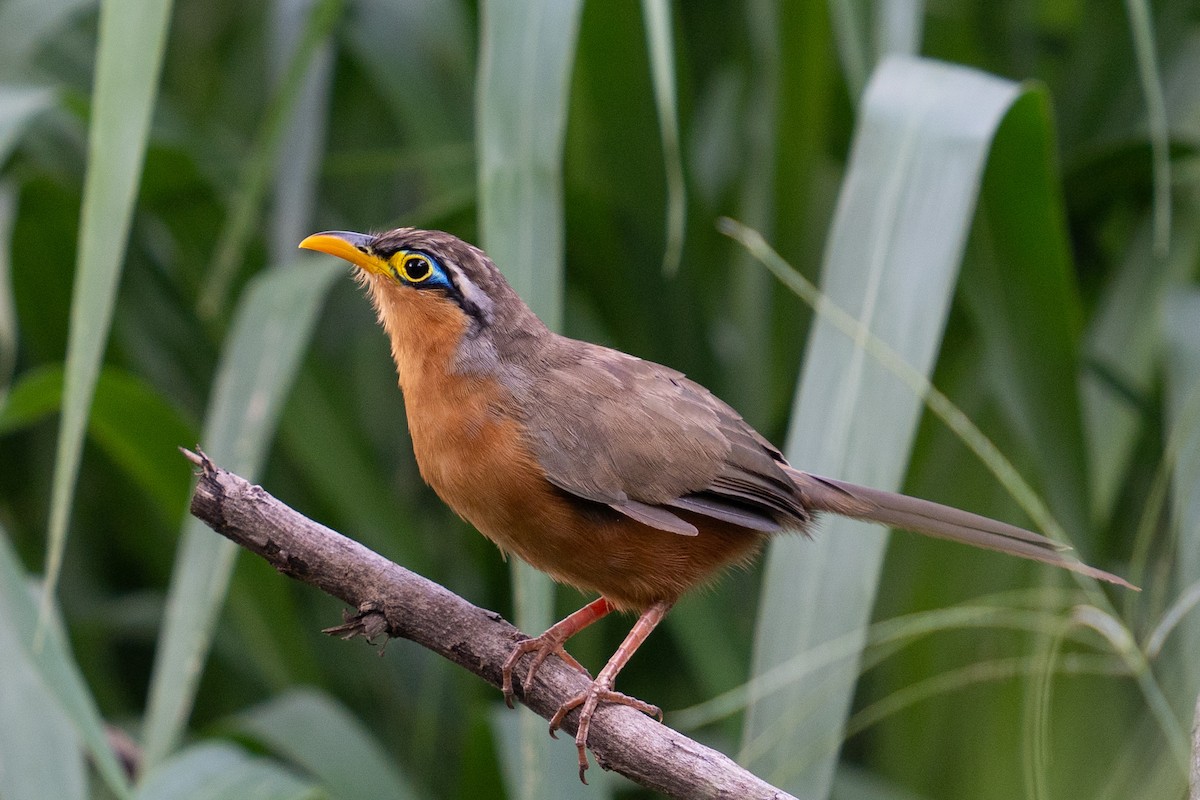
[476, 0, 581, 333]
[1163, 291, 1200, 701]
[0, 632, 86, 800]
[831, 765, 927, 800]
[742, 56, 1024, 796]
[829, 0, 925, 100]
[961, 86, 1090, 539]
[1082, 33, 1200, 523]
[476, 2, 588, 797]
[490, 710, 603, 800]
[1122, 0, 1171, 256]
[199, 0, 342, 318]
[266, 0, 336, 264]
[0, 184, 18, 397]
[0, 528, 130, 798]
[141, 257, 341, 770]
[640, 0, 686, 275]
[0, 0, 93, 78]
[0, 84, 56, 167]
[0, 364, 196, 518]
[134, 742, 320, 800]
[229, 688, 421, 800]
[42, 0, 172, 632]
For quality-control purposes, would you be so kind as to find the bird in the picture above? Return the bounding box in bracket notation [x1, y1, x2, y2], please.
[298, 227, 1133, 782]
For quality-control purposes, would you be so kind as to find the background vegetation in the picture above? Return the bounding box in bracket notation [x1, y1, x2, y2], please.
[1, 0, 1198, 798]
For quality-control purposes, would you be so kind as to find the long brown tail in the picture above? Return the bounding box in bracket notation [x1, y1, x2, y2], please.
[786, 467, 1136, 590]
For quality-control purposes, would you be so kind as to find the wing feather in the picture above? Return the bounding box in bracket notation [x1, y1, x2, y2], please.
[512, 340, 807, 535]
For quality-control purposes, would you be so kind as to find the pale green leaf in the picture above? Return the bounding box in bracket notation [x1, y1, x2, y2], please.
[134, 743, 320, 800]
[1122, 0, 1171, 255]
[0, 364, 196, 517]
[1163, 291, 1200, 703]
[0, 0, 93, 77]
[742, 56, 1023, 796]
[0, 529, 130, 798]
[961, 87, 1090, 539]
[640, 0, 686, 275]
[199, 0, 341, 318]
[267, 0, 336, 263]
[141, 257, 341, 770]
[42, 0, 172, 630]
[476, 0, 581, 332]
[476, 2, 588, 797]
[829, 0, 926, 99]
[490, 710, 603, 800]
[230, 688, 421, 800]
[0, 85, 56, 167]
[0, 185, 17, 397]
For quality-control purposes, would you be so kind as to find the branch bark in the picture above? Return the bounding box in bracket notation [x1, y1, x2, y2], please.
[183, 448, 794, 800]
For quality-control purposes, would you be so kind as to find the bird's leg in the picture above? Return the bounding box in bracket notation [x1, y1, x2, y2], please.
[549, 600, 672, 783]
[502, 596, 612, 708]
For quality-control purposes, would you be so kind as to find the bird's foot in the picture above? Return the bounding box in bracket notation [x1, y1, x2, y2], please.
[501, 634, 591, 709]
[548, 679, 662, 784]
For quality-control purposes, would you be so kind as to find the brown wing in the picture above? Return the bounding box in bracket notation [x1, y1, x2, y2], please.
[513, 341, 810, 535]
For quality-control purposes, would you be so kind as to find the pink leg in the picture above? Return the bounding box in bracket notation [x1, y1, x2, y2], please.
[549, 600, 672, 783]
[501, 596, 612, 708]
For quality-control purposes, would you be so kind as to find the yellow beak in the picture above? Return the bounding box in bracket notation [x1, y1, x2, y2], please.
[299, 231, 390, 277]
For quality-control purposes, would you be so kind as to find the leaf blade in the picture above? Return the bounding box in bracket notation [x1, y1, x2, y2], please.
[742, 56, 1023, 795]
[141, 257, 340, 769]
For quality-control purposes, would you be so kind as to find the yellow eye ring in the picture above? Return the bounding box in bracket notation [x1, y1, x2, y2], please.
[397, 253, 433, 283]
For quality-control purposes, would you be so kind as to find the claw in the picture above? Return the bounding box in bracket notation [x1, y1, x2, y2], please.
[548, 678, 662, 782]
[497, 598, 669, 784]
[501, 634, 592, 708]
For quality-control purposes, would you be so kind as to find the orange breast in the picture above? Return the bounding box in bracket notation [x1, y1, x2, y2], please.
[377, 285, 765, 610]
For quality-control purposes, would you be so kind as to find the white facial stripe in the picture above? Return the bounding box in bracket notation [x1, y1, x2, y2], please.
[445, 261, 494, 321]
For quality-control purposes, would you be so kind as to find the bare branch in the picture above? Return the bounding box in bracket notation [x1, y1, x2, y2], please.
[183, 448, 795, 800]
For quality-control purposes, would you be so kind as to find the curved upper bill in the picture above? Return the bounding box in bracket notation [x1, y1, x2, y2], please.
[299, 231, 388, 276]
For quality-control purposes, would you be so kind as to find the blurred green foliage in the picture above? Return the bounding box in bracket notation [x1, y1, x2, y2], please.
[0, 1, 1198, 799]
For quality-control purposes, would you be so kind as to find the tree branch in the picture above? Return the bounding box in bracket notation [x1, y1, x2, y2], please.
[183, 448, 794, 800]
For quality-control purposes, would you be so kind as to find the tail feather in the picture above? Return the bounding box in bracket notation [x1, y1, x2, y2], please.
[786, 468, 1136, 590]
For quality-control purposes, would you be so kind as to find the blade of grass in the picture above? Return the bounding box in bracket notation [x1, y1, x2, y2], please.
[490, 711, 615, 797]
[0, 622, 86, 800]
[828, 0, 870, 98]
[961, 87, 1090, 540]
[133, 742, 317, 800]
[831, 766, 926, 800]
[829, 0, 925, 101]
[0, 528, 131, 798]
[341, 0, 474, 187]
[872, 0, 924, 60]
[0, 87, 54, 396]
[40, 0, 172, 637]
[740, 56, 1025, 796]
[676, 595, 1092, 730]
[267, 0, 335, 263]
[198, 0, 342, 319]
[0, 364, 196, 518]
[640, 0, 685, 275]
[1164, 291, 1200, 703]
[229, 688, 421, 800]
[0, 0, 92, 77]
[1083, 212, 1200, 524]
[729, 209, 1175, 788]
[141, 256, 340, 770]
[724, 0, 779, 428]
[0, 184, 17, 398]
[0, 85, 55, 166]
[1122, 0, 1171, 257]
[476, 2, 588, 796]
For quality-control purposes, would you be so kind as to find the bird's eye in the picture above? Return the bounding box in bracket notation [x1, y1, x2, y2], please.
[400, 254, 432, 283]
